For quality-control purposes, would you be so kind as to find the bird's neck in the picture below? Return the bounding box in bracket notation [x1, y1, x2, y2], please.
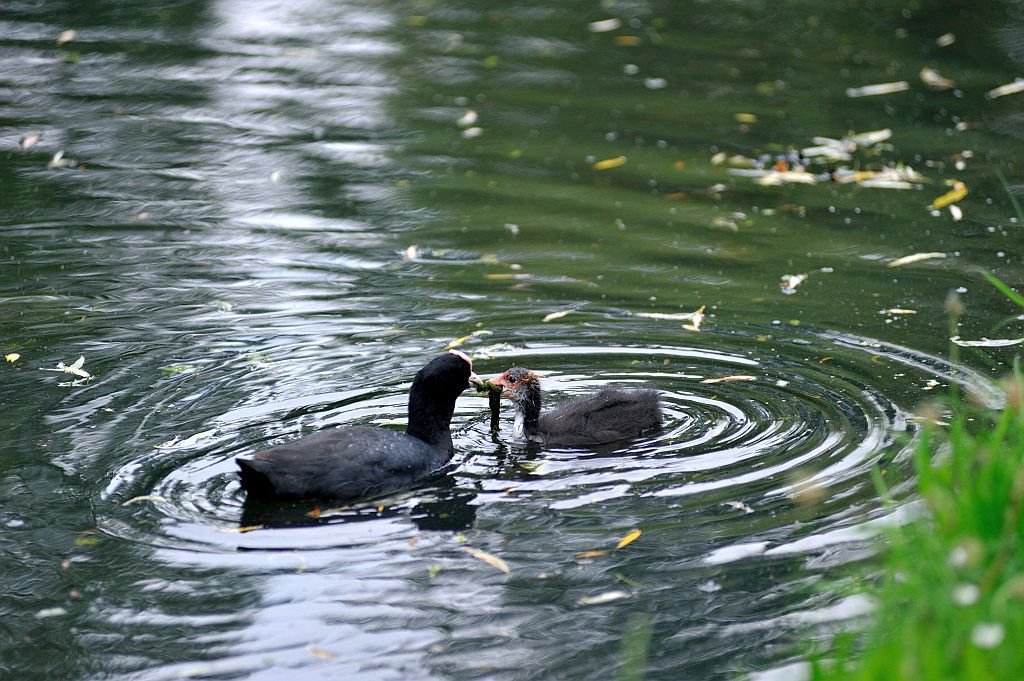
[406, 386, 456, 455]
[514, 386, 542, 438]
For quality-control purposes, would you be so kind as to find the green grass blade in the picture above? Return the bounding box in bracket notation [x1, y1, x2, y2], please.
[983, 271, 1024, 309]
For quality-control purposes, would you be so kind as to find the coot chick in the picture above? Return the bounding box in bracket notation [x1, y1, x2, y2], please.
[490, 367, 662, 446]
[237, 350, 481, 501]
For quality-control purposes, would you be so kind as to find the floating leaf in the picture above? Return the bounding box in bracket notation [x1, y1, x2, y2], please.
[5, 353, 20, 362]
[444, 329, 492, 349]
[725, 501, 754, 514]
[578, 590, 631, 606]
[613, 36, 640, 46]
[56, 29, 77, 46]
[592, 155, 627, 171]
[986, 79, 1024, 99]
[845, 81, 910, 97]
[701, 375, 756, 384]
[936, 33, 956, 47]
[462, 546, 511, 574]
[734, 112, 758, 124]
[20, 133, 40, 150]
[121, 495, 168, 507]
[879, 308, 918, 315]
[950, 336, 1024, 348]
[484, 273, 531, 280]
[456, 110, 478, 128]
[576, 550, 609, 559]
[887, 252, 946, 268]
[543, 310, 574, 322]
[220, 525, 264, 533]
[616, 529, 642, 549]
[931, 180, 968, 209]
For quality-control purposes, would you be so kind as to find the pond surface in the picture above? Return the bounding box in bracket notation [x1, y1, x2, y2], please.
[1, 1, 1022, 679]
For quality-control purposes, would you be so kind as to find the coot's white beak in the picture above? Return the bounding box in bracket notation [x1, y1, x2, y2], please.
[448, 348, 483, 389]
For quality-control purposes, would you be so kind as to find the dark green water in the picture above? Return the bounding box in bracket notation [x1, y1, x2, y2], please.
[1, 1, 1022, 679]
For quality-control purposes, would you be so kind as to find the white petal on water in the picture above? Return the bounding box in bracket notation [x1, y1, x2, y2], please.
[542, 310, 574, 322]
[578, 590, 631, 605]
[950, 336, 1024, 348]
[36, 607, 68, 618]
[846, 81, 910, 98]
[971, 622, 1005, 649]
[920, 67, 955, 90]
[986, 79, 1024, 99]
[703, 541, 768, 565]
[588, 18, 622, 33]
[952, 583, 980, 606]
[887, 252, 946, 267]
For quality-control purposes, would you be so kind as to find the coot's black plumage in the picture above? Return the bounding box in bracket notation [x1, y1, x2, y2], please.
[490, 367, 662, 446]
[237, 351, 480, 501]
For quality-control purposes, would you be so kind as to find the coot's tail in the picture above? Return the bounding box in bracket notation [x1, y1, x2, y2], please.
[237, 458, 276, 499]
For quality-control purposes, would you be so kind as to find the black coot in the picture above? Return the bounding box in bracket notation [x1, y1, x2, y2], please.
[489, 367, 662, 446]
[237, 350, 481, 500]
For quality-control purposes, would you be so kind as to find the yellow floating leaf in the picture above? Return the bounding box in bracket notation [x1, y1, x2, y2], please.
[121, 495, 168, 507]
[887, 252, 946, 268]
[4, 353, 20, 363]
[845, 81, 910, 98]
[613, 35, 640, 46]
[701, 375, 756, 384]
[444, 329, 492, 349]
[462, 546, 511, 574]
[575, 550, 609, 559]
[220, 525, 264, 533]
[484, 273, 531, 280]
[578, 590, 631, 606]
[615, 529, 642, 549]
[592, 155, 627, 171]
[931, 180, 967, 209]
[734, 112, 758, 124]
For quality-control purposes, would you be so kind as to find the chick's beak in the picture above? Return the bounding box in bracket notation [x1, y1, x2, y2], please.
[468, 371, 483, 389]
[488, 372, 510, 388]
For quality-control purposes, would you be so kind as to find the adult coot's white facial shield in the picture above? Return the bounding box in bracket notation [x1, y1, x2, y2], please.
[447, 348, 483, 388]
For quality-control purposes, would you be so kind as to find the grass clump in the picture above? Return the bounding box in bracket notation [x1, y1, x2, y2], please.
[811, 368, 1024, 680]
